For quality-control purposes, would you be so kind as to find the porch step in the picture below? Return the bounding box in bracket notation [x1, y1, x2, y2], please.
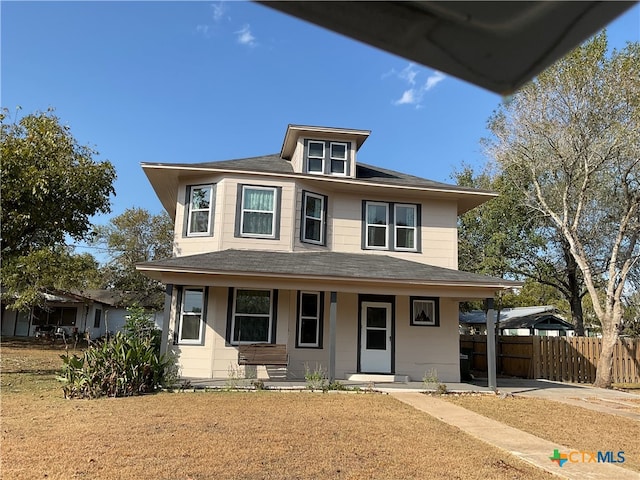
[346, 373, 410, 383]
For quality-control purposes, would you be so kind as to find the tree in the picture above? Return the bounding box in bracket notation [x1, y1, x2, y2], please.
[487, 32, 640, 387]
[455, 166, 590, 334]
[1, 108, 115, 310]
[1, 246, 102, 311]
[1, 108, 116, 258]
[93, 207, 174, 308]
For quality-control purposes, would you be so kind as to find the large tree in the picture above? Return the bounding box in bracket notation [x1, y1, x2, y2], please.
[487, 32, 640, 387]
[455, 166, 589, 335]
[93, 207, 174, 308]
[1, 108, 116, 258]
[1, 108, 116, 309]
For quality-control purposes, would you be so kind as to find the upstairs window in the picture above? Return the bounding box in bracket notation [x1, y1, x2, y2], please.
[305, 140, 350, 176]
[307, 141, 325, 173]
[239, 186, 278, 238]
[186, 185, 214, 236]
[302, 191, 327, 245]
[394, 204, 417, 251]
[330, 142, 347, 175]
[363, 201, 420, 252]
[365, 202, 389, 249]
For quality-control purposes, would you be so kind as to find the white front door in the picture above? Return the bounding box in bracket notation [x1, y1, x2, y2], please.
[360, 302, 392, 373]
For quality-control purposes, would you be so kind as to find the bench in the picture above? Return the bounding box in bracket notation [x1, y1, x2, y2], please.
[238, 343, 289, 366]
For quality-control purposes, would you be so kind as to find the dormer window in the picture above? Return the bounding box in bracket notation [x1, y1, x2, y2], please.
[307, 141, 325, 173]
[330, 142, 347, 175]
[305, 139, 350, 176]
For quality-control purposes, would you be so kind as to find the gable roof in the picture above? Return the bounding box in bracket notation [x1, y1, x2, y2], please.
[142, 154, 495, 219]
[137, 249, 520, 294]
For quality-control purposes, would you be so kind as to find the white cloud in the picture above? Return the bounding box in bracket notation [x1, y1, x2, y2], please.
[236, 24, 256, 47]
[399, 64, 418, 85]
[196, 24, 210, 37]
[394, 89, 416, 105]
[425, 71, 446, 91]
[211, 2, 226, 22]
[386, 63, 446, 107]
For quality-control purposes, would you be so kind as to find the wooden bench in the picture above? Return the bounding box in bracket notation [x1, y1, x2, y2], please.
[238, 343, 289, 366]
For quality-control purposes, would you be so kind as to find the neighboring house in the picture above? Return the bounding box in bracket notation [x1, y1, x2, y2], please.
[0, 289, 163, 339]
[459, 305, 575, 337]
[137, 124, 518, 382]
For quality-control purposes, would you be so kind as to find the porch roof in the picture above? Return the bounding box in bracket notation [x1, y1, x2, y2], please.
[137, 249, 520, 293]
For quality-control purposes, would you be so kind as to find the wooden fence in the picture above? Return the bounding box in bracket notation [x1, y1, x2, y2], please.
[460, 335, 640, 384]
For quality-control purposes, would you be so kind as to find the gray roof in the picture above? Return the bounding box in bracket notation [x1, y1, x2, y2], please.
[145, 154, 487, 194]
[460, 306, 574, 330]
[137, 249, 518, 288]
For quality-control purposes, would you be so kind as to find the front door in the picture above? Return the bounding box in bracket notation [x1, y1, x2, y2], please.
[360, 302, 392, 373]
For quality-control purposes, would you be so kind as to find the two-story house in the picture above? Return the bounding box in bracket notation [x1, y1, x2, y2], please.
[137, 124, 516, 382]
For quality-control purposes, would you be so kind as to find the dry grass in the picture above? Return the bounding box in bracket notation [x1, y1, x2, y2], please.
[445, 394, 640, 472]
[0, 339, 556, 480]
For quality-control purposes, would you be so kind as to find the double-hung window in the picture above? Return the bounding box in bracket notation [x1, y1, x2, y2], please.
[363, 201, 420, 251]
[178, 287, 205, 344]
[329, 142, 347, 175]
[297, 291, 323, 348]
[240, 186, 278, 238]
[305, 140, 350, 176]
[307, 141, 325, 174]
[231, 289, 274, 344]
[187, 185, 214, 236]
[394, 204, 417, 250]
[302, 191, 326, 245]
[366, 202, 389, 249]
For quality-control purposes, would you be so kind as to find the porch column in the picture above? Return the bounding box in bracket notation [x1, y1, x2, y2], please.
[328, 291, 337, 383]
[160, 285, 173, 355]
[485, 298, 497, 391]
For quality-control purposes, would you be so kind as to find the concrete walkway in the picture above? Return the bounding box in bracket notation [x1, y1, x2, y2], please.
[391, 392, 639, 480]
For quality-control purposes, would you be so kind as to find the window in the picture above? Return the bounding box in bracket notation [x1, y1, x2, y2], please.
[302, 191, 327, 245]
[178, 287, 205, 344]
[363, 201, 420, 251]
[231, 289, 274, 344]
[410, 297, 439, 327]
[365, 202, 389, 249]
[240, 186, 277, 237]
[297, 291, 323, 348]
[187, 185, 214, 236]
[305, 140, 350, 176]
[330, 142, 347, 175]
[93, 309, 102, 328]
[307, 141, 325, 173]
[394, 204, 417, 250]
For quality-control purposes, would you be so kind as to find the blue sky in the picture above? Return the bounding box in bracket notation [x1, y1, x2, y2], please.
[2, 1, 639, 254]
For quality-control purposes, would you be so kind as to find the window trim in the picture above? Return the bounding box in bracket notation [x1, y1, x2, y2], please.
[93, 309, 102, 329]
[362, 200, 421, 252]
[301, 191, 327, 246]
[394, 203, 418, 252]
[296, 291, 324, 348]
[329, 142, 348, 176]
[307, 140, 325, 174]
[177, 286, 207, 345]
[236, 185, 281, 239]
[185, 184, 214, 237]
[364, 201, 389, 250]
[227, 288, 277, 345]
[410, 296, 440, 327]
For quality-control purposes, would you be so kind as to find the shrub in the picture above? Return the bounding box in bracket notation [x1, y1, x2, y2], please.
[59, 306, 177, 399]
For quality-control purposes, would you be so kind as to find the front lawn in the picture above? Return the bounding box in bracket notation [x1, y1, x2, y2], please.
[1, 338, 554, 480]
[444, 394, 640, 472]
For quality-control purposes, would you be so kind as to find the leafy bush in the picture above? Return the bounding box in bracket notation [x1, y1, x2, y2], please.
[59, 306, 177, 399]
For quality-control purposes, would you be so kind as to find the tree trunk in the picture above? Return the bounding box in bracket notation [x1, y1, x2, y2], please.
[593, 316, 620, 388]
[562, 239, 585, 336]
